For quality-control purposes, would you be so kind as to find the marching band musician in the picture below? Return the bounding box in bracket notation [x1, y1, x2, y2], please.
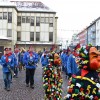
[13, 47, 20, 78]
[23, 46, 38, 89]
[0, 48, 14, 91]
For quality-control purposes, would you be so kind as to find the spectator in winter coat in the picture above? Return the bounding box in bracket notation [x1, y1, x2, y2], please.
[13, 47, 20, 78]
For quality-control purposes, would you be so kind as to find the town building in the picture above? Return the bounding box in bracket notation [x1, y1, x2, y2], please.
[0, 0, 58, 54]
[96, 17, 100, 47]
[78, 29, 87, 46]
[87, 22, 96, 46]
[70, 33, 79, 46]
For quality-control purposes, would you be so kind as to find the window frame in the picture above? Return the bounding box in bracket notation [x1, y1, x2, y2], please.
[22, 16, 26, 23]
[3, 12, 7, 19]
[41, 17, 45, 23]
[49, 32, 53, 42]
[36, 17, 40, 26]
[49, 17, 53, 27]
[0, 12, 2, 19]
[45, 17, 49, 23]
[7, 29, 12, 37]
[8, 12, 12, 23]
[36, 32, 40, 41]
[17, 16, 21, 26]
[49, 23, 53, 27]
[49, 17, 53, 23]
[30, 16, 34, 26]
[26, 16, 30, 23]
[17, 31, 21, 41]
[30, 32, 34, 41]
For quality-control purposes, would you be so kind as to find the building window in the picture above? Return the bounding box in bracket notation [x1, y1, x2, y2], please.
[0, 12, 2, 19]
[30, 16, 34, 26]
[49, 23, 53, 27]
[3, 12, 7, 19]
[22, 16, 26, 23]
[26, 16, 30, 23]
[41, 17, 45, 23]
[36, 17, 40, 26]
[49, 32, 53, 42]
[30, 32, 34, 41]
[17, 16, 21, 26]
[49, 17, 53, 27]
[17, 31, 21, 41]
[7, 29, 12, 37]
[36, 32, 40, 41]
[45, 17, 49, 23]
[8, 12, 12, 23]
[49, 17, 53, 23]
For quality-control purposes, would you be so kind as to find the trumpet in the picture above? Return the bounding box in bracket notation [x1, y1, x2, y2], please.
[7, 65, 16, 76]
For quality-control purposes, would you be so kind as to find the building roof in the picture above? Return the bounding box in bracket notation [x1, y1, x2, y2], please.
[87, 17, 100, 29]
[12, 1, 56, 13]
[0, 1, 16, 7]
[0, 1, 56, 13]
[78, 28, 87, 35]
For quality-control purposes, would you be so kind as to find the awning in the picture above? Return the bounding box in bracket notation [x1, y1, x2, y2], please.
[0, 36, 12, 41]
[17, 42, 53, 45]
[16, 41, 60, 45]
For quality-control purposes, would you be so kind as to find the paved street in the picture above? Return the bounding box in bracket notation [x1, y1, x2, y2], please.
[0, 63, 67, 100]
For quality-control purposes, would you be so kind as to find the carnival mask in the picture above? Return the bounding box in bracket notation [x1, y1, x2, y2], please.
[89, 47, 100, 70]
[54, 53, 61, 65]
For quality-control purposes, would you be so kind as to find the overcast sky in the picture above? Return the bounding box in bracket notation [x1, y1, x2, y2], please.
[2, 0, 100, 43]
[36, 0, 100, 42]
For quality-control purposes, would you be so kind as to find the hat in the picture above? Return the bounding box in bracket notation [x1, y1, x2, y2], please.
[67, 47, 71, 53]
[75, 43, 81, 50]
[4, 48, 8, 51]
[8, 48, 12, 50]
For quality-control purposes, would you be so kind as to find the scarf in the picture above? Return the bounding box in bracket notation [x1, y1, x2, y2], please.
[29, 51, 33, 57]
[5, 53, 11, 63]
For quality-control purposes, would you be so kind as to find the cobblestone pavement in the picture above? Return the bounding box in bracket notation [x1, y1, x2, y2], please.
[0, 63, 68, 100]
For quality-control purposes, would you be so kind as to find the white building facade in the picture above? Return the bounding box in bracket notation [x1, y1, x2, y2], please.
[70, 34, 79, 46]
[0, 1, 58, 52]
[96, 19, 100, 46]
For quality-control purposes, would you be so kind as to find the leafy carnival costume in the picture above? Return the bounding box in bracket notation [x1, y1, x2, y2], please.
[64, 46, 100, 100]
[43, 52, 63, 100]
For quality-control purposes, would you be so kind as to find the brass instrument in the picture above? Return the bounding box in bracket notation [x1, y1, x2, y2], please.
[7, 65, 16, 76]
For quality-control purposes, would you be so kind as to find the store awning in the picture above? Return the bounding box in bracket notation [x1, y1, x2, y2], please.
[0, 36, 12, 41]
